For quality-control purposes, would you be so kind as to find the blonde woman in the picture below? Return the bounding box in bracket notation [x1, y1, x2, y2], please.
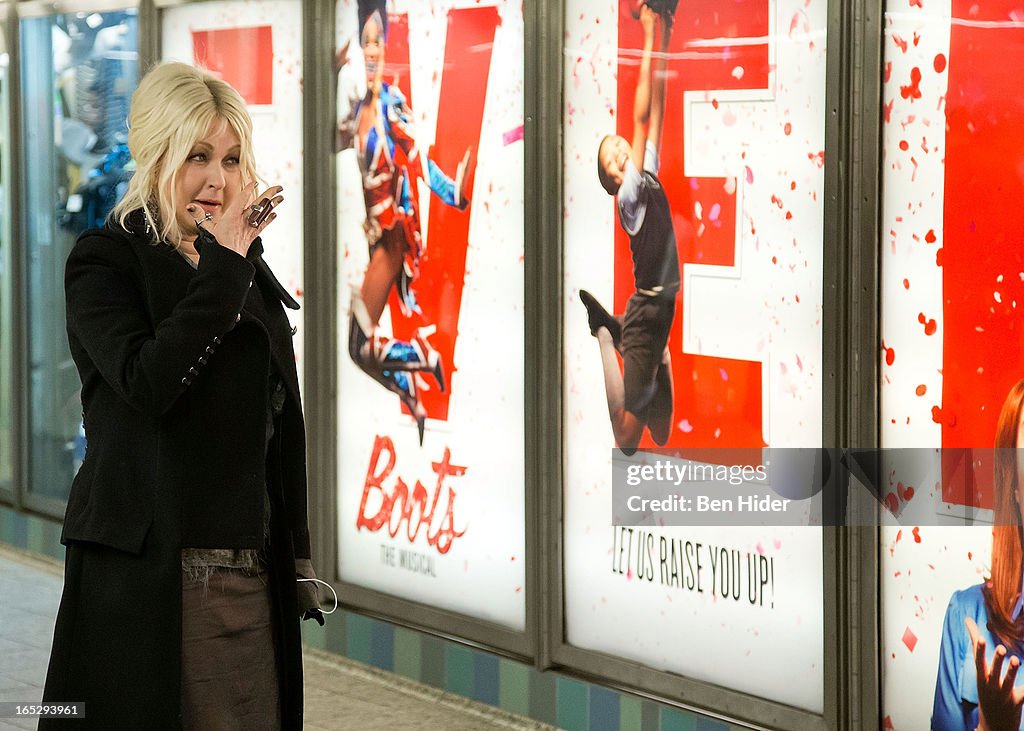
[40, 62, 323, 729]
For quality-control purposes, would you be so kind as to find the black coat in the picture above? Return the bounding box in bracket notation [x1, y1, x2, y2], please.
[40, 218, 311, 729]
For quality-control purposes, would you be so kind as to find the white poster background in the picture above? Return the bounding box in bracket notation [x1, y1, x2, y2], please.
[875, 2, 993, 730]
[334, 0, 525, 630]
[163, 0, 305, 377]
[562, 0, 826, 712]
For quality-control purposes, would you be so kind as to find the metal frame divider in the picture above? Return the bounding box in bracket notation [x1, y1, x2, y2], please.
[823, 0, 883, 727]
[301, 0, 338, 591]
[539, 0, 565, 689]
[6, 0, 24, 513]
[138, 0, 158, 67]
[0, 4, 15, 506]
[526, 0, 562, 672]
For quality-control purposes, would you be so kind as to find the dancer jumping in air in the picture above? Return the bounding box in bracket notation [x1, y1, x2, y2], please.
[338, 0, 472, 443]
[581, 2, 678, 452]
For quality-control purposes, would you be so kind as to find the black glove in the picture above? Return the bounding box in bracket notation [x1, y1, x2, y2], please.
[295, 558, 326, 626]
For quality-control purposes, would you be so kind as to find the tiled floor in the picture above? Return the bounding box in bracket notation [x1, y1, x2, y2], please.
[0, 551, 61, 730]
[0, 545, 553, 731]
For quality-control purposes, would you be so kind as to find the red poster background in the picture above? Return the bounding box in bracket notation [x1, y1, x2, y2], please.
[192, 26, 274, 105]
[614, 0, 769, 449]
[939, 2, 1024, 507]
[386, 8, 498, 422]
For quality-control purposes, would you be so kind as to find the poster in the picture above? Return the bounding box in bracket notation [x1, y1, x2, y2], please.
[334, 0, 525, 629]
[879, 2, 1024, 729]
[163, 0, 305, 376]
[562, 0, 827, 711]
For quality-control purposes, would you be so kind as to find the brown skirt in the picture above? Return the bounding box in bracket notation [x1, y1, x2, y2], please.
[181, 568, 281, 730]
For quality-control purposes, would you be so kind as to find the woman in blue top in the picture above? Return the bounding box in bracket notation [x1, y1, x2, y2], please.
[933, 378, 1024, 730]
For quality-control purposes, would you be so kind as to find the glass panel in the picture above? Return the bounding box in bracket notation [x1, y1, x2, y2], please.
[878, 3, 1022, 727]
[21, 9, 138, 501]
[334, 0, 527, 630]
[162, 0, 305, 385]
[561, 0, 827, 712]
[0, 28, 12, 496]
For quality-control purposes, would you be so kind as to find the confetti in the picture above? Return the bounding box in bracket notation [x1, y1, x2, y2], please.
[502, 124, 524, 146]
[902, 626, 918, 653]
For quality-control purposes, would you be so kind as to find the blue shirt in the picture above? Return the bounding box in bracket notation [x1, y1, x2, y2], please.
[933, 584, 1024, 730]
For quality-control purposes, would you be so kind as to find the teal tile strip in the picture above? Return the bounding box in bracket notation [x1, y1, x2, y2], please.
[557, 676, 589, 731]
[498, 658, 529, 716]
[370, 620, 394, 671]
[0, 506, 28, 548]
[392, 626, 422, 682]
[662, 707, 697, 731]
[300, 620, 326, 650]
[0, 507, 14, 546]
[591, 685, 620, 731]
[324, 606, 346, 655]
[694, 719, 729, 731]
[0, 506, 57, 555]
[419, 634, 446, 690]
[642, 699, 663, 731]
[445, 644, 474, 697]
[620, 695, 642, 731]
[345, 611, 373, 665]
[472, 651, 499, 706]
[12, 510, 27, 548]
[0, 506, 750, 731]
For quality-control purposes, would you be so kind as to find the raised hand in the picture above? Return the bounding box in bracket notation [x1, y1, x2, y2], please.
[966, 617, 1024, 731]
[190, 183, 284, 258]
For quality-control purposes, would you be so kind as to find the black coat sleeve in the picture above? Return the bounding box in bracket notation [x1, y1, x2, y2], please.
[65, 230, 256, 417]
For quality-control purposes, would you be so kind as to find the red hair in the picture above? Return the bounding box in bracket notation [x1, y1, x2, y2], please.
[984, 378, 1024, 646]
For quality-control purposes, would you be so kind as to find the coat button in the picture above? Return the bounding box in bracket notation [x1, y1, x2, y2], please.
[181, 377, 192, 386]
[235, 314, 241, 323]
[198, 356, 208, 365]
[206, 346, 214, 354]
[213, 337, 221, 345]
[189, 367, 199, 376]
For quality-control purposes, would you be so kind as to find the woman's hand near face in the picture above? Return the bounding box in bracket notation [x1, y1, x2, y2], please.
[966, 617, 1024, 730]
[188, 183, 284, 258]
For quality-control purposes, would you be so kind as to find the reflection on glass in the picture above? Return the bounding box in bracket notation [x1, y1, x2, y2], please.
[0, 29, 10, 494]
[21, 9, 137, 500]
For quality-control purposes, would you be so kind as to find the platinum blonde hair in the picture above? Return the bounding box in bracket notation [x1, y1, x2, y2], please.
[112, 62, 259, 247]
